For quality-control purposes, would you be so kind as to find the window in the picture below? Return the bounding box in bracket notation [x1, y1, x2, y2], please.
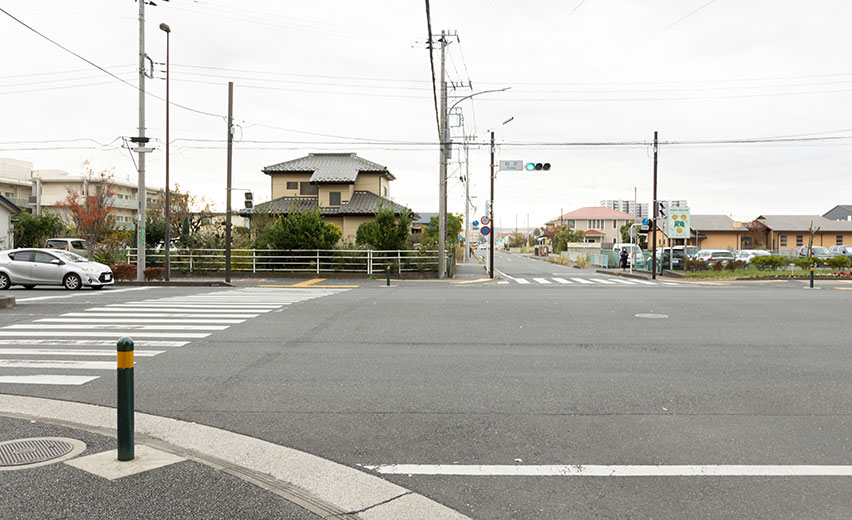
[34, 252, 57, 264]
[299, 182, 318, 195]
[329, 192, 341, 206]
[779, 235, 787, 247]
[837, 235, 843, 245]
[11, 251, 34, 262]
[383, 186, 388, 197]
[612, 220, 617, 229]
[796, 235, 803, 247]
[286, 181, 298, 190]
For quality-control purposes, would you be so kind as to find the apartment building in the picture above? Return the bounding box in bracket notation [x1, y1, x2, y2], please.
[600, 199, 648, 219]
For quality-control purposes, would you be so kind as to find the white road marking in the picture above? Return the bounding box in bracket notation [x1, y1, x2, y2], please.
[590, 278, 617, 285]
[106, 303, 279, 309]
[552, 278, 572, 284]
[0, 359, 117, 370]
[609, 278, 638, 285]
[0, 339, 188, 347]
[661, 282, 680, 286]
[497, 281, 509, 285]
[363, 464, 852, 477]
[4, 324, 228, 331]
[0, 332, 210, 338]
[13, 287, 151, 302]
[0, 348, 164, 357]
[533, 278, 552, 284]
[0, 375, 99, 385]
[87, 307, 272, 314]
[515, 278, 531, 284]
[38, 318, 246, 324]
[64, 313, 260, 319]
[570, 278, 595, 285]
[632, 280, 658, 285]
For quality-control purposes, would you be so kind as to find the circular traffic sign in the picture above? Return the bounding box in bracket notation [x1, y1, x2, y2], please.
[472, 220, 479, 227]
[480, 226, 491, 236]
[481, 216, 491, 225]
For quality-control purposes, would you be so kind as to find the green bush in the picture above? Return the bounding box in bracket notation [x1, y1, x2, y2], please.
[792, 257, 817, 269]
[712, 260, 725, 271]
[828, 255, 852, 269]
[725, 259, 748, 271]
[750, 255, 788, 270]
[684, 258, 708, 271]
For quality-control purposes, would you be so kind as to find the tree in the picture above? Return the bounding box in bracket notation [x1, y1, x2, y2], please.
[355, 203, 412, 249]
[620, 220, 635, 243]
[147, 184, 215, 246]
[57, 167, 119, 258]
[426, 213, 463, 244]
[255, 206, 342, 249]
[552, 225, 585, 252]
[12, 211, 65, 248]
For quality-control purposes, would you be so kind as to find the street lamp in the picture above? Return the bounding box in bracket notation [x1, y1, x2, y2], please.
[159, 22, 171, 281]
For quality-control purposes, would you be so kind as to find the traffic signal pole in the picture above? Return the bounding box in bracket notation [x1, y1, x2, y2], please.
[489, 131, 495, 278]
[651, 131, 658, 280]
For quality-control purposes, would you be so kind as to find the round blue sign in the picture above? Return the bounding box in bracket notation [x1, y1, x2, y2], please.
[472, 220, 479, 227]
[480, 226, 491, 236]
[641, 218, 650, 226]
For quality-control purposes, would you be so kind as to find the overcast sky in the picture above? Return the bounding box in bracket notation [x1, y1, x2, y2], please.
[2, 0, 851, 229]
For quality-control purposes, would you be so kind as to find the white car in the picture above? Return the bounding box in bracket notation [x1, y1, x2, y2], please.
[735, 249, 771, 264]
[696, 249, 735, 264]
[0, 248, 115, 290]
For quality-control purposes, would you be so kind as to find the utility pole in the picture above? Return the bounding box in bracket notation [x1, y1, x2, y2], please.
[651, 131, 659, 279]
[136, 0, 147, 281]
[489, 131, 495, 278]
[225, 82, 233, 283]
[437, 31, 448, 279]
[464, 143, 470, 263]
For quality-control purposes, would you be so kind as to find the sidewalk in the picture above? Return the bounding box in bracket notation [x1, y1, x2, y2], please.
[0, 394, 469, 520]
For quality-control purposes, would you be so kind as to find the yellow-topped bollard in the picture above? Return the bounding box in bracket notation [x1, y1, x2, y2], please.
[117, 336, 135, 461]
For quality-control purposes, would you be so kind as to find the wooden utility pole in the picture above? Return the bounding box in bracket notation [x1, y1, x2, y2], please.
[651, 131, 659, 280]
[225, 82, 233, 283]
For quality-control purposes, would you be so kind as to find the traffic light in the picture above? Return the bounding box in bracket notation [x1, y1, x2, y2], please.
[244, 191, 254, 209]
[524, 162, 551, 171]
[657, 201, 668, 220]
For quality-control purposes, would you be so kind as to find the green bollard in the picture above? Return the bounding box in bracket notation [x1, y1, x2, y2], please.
[117, 337, 135, 461]
[386, 265, 391, 286]
[810, 264, 815, 288]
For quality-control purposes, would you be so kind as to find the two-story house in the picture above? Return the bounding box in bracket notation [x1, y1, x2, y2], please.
[545, 206, 636, 247]
[251, 153, 415, 241]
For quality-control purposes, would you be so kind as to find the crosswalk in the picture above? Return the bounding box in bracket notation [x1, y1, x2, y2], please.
[500, 276, 679, 287]
[0, 288, 347, 387]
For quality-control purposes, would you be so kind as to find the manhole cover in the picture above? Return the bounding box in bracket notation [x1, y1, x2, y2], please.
[635, 313, 669, 319]
[0, 438, 74, 467]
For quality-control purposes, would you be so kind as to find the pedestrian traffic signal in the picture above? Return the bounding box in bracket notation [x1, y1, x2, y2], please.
[244, 191, 254, 209]
[657, 201, 668, 220]
[524, 162, 551, 171]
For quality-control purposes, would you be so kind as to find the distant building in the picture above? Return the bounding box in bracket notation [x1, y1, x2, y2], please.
[823, 205, 852, 221]
[545, 207, 636, 247]
[600, 199, 648, 219]
[0, 195, 21, 249]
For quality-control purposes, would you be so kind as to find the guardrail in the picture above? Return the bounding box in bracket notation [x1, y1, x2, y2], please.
[125, 248, 448, 274]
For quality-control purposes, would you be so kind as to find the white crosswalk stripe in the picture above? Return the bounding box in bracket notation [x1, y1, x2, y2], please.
[552, 278, 573, 284]
[609, 278, 638, 285]
[571, 278, 595, 285]
[533, 278, 552, 284]
[0, 287, 348, 387]
[500, 276, 665, 287]
[515, 278, 531, 284]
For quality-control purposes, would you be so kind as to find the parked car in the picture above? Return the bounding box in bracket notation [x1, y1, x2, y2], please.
[655, 247, 685, 269]
[612, 243, 644, 267]
[735, 249, 771, 264]
[0, 248, 114, 290]
[829, 245, 852, 259]
[797, 246, 833, 265]
[681, 245, 700, 259]
[696, 249, 735, 265]
[45, 238, 91, 258]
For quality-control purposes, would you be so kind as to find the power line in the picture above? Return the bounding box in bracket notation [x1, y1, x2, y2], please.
[425, 0, 441, 139]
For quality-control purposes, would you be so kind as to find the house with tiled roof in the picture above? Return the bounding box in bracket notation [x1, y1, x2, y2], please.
[249, 153, 416, 241]
[544, 206, 636, 246]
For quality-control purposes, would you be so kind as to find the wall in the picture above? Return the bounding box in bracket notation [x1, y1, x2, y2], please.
[270, 173, 312, 199]
[770, 231, 852, 250]
[353, 173, 388, 197]
[695, 232, 740, 250]
[0, 205, 13, 249]
[317, 183, 353, 207]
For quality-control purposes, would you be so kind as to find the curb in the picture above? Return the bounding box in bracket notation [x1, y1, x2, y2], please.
[0, 394, 469, 520]
[594, 269, 659, 281]
[114, 281, 235, 287]
[0, 294, 14, 309]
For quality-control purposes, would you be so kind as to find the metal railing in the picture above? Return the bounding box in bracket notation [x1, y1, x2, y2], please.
[125, 248, 448, 274]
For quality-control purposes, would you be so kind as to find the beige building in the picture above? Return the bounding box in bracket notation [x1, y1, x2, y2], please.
[0, 158, 36, 209]
[252, 153, 414, 241]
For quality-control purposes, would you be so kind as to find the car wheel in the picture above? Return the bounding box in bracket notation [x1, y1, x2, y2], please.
[63, 273, 82, 291]
[22, 285, 35, 290]
[0, 272, 10, 290]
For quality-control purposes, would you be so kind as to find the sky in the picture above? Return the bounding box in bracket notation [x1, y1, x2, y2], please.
[1, 0, 851, 230]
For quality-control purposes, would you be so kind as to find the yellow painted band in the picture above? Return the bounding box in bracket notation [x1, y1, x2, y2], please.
[117, 351, 134, 368]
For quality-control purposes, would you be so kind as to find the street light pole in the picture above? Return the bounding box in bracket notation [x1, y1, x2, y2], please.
[159, 22, 171, 281]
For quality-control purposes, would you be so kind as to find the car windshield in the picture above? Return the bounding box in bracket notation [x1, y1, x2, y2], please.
[51, 250, 87, 263]
[811, 247, 830, 255]
[713, 251, 734, 258]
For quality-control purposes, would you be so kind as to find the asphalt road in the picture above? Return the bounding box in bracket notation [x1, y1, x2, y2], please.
[3, 278, 852, 518]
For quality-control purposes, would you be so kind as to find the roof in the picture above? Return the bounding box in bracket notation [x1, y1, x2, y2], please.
[757, 215, 852, 232]
[249, 191, 416, 218]
[583, 229, 605, 236]
[824, 205, 852, 219]
[262, 153, 394, 184]
[0, 194, 21, 213]
[689, 214, 738, 232]
[550, 206, 635, 222]
[413, 212, 438, 225]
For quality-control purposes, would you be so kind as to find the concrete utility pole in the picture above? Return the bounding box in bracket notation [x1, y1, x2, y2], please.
[489, 131, 495, 279]
[160, 22, 171, 282]
[225, 82, 234, 283]
[464, 143, 470, 263]
[651, 131, 659, 280]
[437, 31, 448, 279]
[136, 0, 147, 281]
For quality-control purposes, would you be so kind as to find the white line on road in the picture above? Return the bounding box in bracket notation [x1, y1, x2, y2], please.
[632, 280, 658, 285]
[13, 287, 152, 302]
[0, 375, 99, 385]
[497, 281, 509, 285]
[570, 278, 595, 285]
[65, 313, 260, 319]
[4, 324, 229, 331]
[0, 332, 210, 338]
[87, 307, 272, 314]
[38, 318, 246, 324]
[552, 278, 573, 284]
[515, 278, 531, 284]
[106, 303, 279, 309]
[590, 278, 617, 285]
[0, 339, 188, 347]
[0, 359, 117, 370]
[0, 348, 164, 357]
[609, 278, 638, 285]
[532, 278, 552, 284]
[363, 464, 852, 477]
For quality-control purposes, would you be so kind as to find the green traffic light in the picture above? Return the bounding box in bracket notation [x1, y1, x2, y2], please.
[525, 162, 536, 171]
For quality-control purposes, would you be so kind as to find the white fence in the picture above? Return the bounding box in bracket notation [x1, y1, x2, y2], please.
[125, 248, 447, 274]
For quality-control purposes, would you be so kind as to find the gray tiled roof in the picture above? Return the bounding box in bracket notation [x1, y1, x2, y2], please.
[757, 215, 852, 232]
[262, 153, 393, 184]
[249, 191, 416, 218]
[690, 214, 737, 231]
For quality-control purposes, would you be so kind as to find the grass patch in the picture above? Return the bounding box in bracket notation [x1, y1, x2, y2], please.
[684, 268, 825, 280]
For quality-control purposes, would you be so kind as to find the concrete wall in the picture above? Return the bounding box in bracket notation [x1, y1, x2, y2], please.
[354, 173, 388, 198]
[0, 204, 13, 249]
[270, 173, 312, 199]
[318, 183, 354, 207]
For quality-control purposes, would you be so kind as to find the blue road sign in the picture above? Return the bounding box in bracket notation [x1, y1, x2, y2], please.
[472, 220, 479, 227]
[642, 218, 650, 226]
[480, 226, 491, 236]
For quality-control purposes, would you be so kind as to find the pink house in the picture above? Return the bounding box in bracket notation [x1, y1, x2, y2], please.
[545, 207, 636, 246]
